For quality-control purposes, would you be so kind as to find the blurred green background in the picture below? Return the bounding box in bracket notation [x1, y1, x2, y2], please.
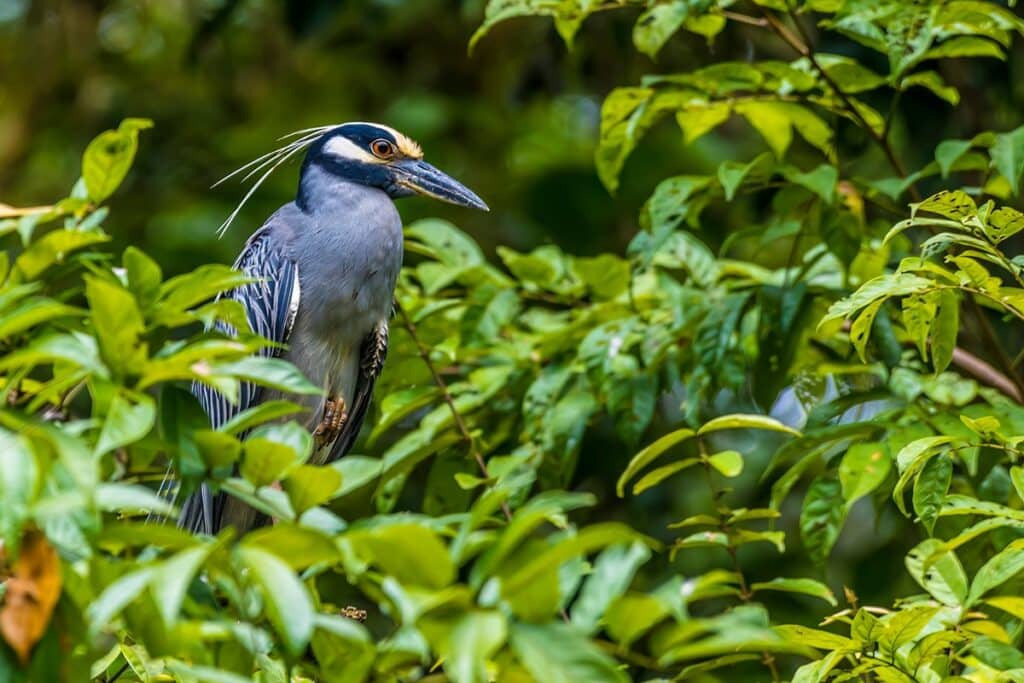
[4, 0, 1024, 633]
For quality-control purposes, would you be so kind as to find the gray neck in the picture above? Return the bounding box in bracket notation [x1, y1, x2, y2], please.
[296, 163, 387, 215]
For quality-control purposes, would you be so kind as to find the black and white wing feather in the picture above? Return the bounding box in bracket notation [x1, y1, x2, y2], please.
[178, 225, 300, 533]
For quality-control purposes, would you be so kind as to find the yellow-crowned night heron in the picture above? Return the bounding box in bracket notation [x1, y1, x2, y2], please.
[177, 122, 487, 534]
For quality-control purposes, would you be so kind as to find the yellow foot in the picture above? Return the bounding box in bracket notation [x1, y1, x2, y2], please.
[313, 396, 348, 447]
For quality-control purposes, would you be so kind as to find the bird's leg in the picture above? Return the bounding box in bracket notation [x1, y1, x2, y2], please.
[313, 395, 348, 447]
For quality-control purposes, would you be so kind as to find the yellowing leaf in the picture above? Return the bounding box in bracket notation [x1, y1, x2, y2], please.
[0, 531, 61, 664]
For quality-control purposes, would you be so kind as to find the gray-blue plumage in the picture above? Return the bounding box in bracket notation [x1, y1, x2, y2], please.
[177, 122, 486, 535]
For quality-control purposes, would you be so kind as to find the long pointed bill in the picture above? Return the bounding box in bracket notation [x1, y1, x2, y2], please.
[392, 159, 489, 211]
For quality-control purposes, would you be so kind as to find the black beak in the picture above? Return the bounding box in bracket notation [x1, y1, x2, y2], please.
[392, 159, 489, 211]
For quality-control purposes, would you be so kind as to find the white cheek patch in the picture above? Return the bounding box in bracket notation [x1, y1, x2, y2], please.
[324, 136, 380, 163]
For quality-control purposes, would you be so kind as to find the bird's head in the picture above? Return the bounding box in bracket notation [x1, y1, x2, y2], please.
[304, 123, 488, 211]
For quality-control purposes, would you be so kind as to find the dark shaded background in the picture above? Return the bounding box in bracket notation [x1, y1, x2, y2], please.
[4, 0, 1024, 646]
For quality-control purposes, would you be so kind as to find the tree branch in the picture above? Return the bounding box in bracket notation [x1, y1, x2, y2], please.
[395, 302, 513, 521]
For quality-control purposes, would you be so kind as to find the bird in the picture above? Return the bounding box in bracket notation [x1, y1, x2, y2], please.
[175, 122, 488, 535]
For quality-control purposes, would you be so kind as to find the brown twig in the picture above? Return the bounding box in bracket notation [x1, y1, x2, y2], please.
[752, 4, 920, 201]
[394, 303, 513, 521]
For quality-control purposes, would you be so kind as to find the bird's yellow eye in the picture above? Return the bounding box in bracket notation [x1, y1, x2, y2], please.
[370, 139, 396, 159]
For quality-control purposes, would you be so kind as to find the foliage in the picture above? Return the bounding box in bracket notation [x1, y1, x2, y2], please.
[6, 0, 1024, 681]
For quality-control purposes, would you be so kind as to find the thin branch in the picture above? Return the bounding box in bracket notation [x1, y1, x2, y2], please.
[395, 303, 513, 522]
[754, 4, 920, 201]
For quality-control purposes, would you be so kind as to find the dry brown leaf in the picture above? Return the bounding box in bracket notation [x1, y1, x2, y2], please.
[0, 531, 62, 665]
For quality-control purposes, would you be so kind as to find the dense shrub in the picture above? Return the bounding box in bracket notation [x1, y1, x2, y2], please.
[5, 1, 1024, 681]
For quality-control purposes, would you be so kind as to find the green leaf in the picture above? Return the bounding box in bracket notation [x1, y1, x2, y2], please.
[209, 356, 321, 397]
[346, 523, 455, 589]
[617, 428, 695, 496]
[95, 483, 176, 517]
[991, 125, 1024, 194]
[707, 450, 743, 477]
[751, 578, 836, 606]
[443, 611, 507, 683]
[122, 246, 162, 309]
[236, 545, 314, 656]
[735, 101, 832, 159]
[800, 477, 845, 566]
[913, 453, 951, 535]
[785, 164, 839, 203]
[905, 539, 967, 607]
[243, 524, 340, 570]
[932, 289, 958, 374]
[632, 1, 689, 58]
[82, 119, 152, 203]
[510, 622, 628, 683]
[900, 71, 959, 105]
[935, 139, 973, 178]
[676, 102, 732, 145]
[838, 442, 891, 506]
[698, 413, 800, 437]
[218, 400, 305, 436]
[86, 567, 155, 636]
[570, 542, 651, 634]
[284, 464, 342, 514]
[85, 275, 147, 377]
[312, 614, 375, 682]
[95, 391, 155, 456]
[970, 636, 1024, 670]
[967, 539, 1024, 605]
[149, 544, 214, 626]
[14, 229, 109, 280]
[632, 458, 700, 494]
[502, 523, 651, 597]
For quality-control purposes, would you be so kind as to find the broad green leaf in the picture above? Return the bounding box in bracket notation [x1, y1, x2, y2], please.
[312, 613, 375, 682]
[570, 542, 651, 635]
[632, 458, 700, 494]
[632, 1, 689, 58]
[236, 545, 314, 656]
[991, 125, 1024, 194]
[800, 477, 845, 566]
[751, 578, 837, 606]
[900, 70, 959, 105]
[905, 539, 967, 606]
[284, 464, 342, 514]
[94, 483, 176, 517]
[775, 625, 855, 650]
[346, 523, 455, 589]
[218, 400, 305, 436]
[502, 523, 650, 596]
[87, 567, 155, 635]
[967, 539, 1024, 605]
[932, 289, 958, 374]
[14, 229, 110, 280]
[707, 450, 743, 477]
[82, 118, 152, 202]
[698, 413, 800, 437]
[149, 544, 214, 626]
[95, 391, 155, 456]
[209, 356, 320, 397]
[85, 275, 147, 377]
[970, 636, 1024, 670]
[243, 524, 340, 570]
[616, 428, 695, 496]
[510, 622, 628, 683]
[935, 139, 973, 178]
[913, 454, 951, 535]
[443, 611, 507, 683]
[838, 442, 891, 506]
[676, 102, 732, 145]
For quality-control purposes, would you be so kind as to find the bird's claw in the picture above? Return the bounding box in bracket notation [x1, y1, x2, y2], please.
[314, 396, 348, 447]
